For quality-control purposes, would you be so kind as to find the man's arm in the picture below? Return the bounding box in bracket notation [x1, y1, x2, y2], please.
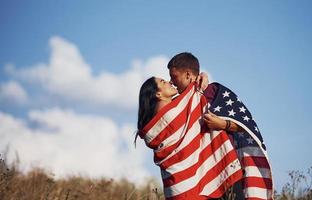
[195, 72, 209, 91]
[203, 111, 244, 132]
[198, 74, 243, 132]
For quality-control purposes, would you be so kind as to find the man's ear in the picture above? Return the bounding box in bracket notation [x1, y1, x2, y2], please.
[186, 71, 192, 81]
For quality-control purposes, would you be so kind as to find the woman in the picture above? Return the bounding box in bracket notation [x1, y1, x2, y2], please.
[137, 77, 178, 133]
[135, 77, 243, 200]
[136, 76, 226, 144]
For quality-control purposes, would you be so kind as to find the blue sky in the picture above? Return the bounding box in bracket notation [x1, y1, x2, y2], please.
[1, 0, 312, 191]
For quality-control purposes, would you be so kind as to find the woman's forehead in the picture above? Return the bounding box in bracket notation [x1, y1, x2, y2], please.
[155, 77, 162, 82]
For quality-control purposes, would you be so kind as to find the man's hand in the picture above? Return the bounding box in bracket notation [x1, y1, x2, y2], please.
[204, 111, 244, 132]
[203, 111, 226, 131]
[195, 72, 209, 92]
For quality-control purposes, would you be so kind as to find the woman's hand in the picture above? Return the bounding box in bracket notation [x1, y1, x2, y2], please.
[203, 111, 226, 131]
[195, 72, 209, 92]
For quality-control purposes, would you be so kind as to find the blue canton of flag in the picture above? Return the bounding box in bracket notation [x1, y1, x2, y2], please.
[209, 84, 266, 150]
[207, 83, 273, 200]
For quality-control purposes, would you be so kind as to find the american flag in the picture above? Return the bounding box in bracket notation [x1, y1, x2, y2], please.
[139, 83, 244, 199]
[208, 83, 273, 200]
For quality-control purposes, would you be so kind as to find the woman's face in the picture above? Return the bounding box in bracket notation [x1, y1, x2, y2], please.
[155, 77, 178, 99]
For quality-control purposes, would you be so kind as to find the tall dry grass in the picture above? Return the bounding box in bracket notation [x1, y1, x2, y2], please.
[276, 167, 312, 200]
[0, 156, 164, 200]
[1, 155, 312, 200]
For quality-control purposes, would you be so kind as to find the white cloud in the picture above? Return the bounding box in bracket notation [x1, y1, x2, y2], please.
[0, 109, 150, 183]
[7, 36, 170, 109]
[0, 36, 217, 187]
[0, 80, 28, 104]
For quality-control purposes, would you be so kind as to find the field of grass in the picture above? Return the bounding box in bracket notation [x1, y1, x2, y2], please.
[0, 157, 163, 200]
[1, 156, 311, 200]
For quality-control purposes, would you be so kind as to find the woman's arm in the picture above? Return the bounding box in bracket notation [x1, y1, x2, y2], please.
[203, 111, 244, 132]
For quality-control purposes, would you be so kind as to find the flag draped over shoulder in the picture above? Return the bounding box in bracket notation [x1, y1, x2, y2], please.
[139, 83, 243, 200]
[208, 82, 273, 200]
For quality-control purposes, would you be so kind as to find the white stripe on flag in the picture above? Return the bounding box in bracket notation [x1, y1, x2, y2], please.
[156, 120, 202, 165]
[155, 93, 203, 153]
[244, 166, 271, 179]
[160, 130, 223, 179]
[237, 146, 265, 157]
[244, 187, 273, 199]
[164, 139, 237, 197]
[155, 125, 185, 152]
[200, 159, 242, 195]
[144, 87, 195, 144]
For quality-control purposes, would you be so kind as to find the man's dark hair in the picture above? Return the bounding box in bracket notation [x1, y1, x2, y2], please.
[167, 52, 200, 75]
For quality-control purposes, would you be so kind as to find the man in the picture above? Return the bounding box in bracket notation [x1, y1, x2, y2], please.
[168, 52, 242, 133]
[167, 52, 273, 200]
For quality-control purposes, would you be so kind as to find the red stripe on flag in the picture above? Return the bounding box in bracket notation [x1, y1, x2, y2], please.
[150, 97, 202, 149]
[154, 103, 204, 162]
[166, 164, 243, 200]
[244, 177, 272, 189]
[162, 131, 229, 186]
[206, 170, 243, 199]
[148, 103, 189, 149]
[159, 132, 202, 169]
[163, 148, 240, 188]
[241, 156, 270, 169]
[197, 150, 242, 191]
[160, 130, 229, 169]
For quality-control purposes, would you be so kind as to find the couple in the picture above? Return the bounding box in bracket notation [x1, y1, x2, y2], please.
[136, 52, 273, 200]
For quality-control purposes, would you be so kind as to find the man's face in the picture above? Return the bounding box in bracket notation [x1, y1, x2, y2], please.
[169, 67, 190, 94]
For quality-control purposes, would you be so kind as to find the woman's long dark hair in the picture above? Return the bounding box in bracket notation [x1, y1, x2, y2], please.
[135, 77, 158, 145]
